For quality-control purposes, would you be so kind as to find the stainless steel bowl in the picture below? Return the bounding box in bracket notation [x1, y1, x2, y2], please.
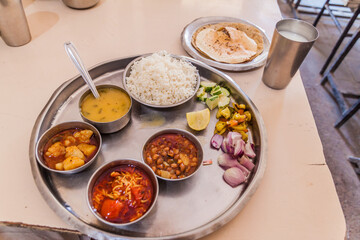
[142, 128, 204, 181]
[122, 53, 200, 108]
[87, 159, 159, 227]
[79, 85, 132, 134]
[61, 0, 99, 9]
[35, 121, 102, 174]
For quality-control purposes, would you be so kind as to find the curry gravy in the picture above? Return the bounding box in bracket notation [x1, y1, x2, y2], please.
[81, 87, 131, 122]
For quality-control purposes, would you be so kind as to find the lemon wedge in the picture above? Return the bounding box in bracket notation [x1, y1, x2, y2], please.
[186, 108, 210, 131]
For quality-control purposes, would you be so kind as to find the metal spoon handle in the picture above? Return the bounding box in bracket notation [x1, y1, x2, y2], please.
[64, 42, 100, 98]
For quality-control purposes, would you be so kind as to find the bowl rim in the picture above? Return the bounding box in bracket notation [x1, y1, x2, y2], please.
[78, 84, 133, 125]
[122, 53, 201, 108]
[141, 128, 204, 181]
[86, 159, 159, 227]
[35, 121, 102, 174]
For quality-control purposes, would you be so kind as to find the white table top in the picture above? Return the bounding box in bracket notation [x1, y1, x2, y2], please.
[0, 0, 346, 239]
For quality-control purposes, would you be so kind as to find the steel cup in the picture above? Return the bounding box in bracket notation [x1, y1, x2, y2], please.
[262, 18, 319, 89]
[62, 0, 99, 9]
[78, 85, 132, 134]
[0, 0, 31, 47]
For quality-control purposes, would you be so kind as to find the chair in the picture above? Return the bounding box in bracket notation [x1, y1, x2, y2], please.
[348, 156, 360, 174]
[313, 2, 360, 74]
[287, 0, 358, 20]
[320, 26, 360, 128]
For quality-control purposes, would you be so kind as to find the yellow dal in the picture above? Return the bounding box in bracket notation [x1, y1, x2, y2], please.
[80, 88, 131, 122]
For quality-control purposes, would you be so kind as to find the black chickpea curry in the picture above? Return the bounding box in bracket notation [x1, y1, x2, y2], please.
[43, 128, 99, 171]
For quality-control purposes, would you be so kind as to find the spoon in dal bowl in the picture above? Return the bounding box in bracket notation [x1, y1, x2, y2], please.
[64, 41, 100, 99]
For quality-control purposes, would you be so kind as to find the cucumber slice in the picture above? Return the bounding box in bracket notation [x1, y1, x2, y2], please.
[206, 95, 219, 110]
[200, 81, 217, 92]
[210, 85, 222, 96]
[220, 87, 230, 97]
[196, 87, 205, 97]
[218, 95, 230, 108]
[197, 92, 207, 102]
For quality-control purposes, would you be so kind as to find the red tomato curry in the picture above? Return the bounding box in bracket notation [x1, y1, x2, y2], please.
[91, 164, 154, 224]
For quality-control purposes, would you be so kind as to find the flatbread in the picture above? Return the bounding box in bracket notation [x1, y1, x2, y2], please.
[191, 22, 264, 64]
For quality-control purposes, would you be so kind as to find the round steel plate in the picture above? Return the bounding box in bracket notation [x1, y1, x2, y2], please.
[181, 16, 270, 71]
[29, 55, 267, 240]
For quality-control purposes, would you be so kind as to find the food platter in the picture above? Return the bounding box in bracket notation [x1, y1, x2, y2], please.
[181, 16, 270, 71]
[29, 55, 266, 240]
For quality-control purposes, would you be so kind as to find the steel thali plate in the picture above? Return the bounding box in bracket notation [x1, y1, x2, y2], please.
[29, 55, 267, 240]
[181, 16, 270, 71]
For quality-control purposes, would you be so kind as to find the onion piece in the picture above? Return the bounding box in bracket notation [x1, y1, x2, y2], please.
[217, 153, 241, 170]
[224, 132, 234, 154]
[221, 137, 228, 153]
[223, 167, 246, 187]
[226, 132, 233, 146]
[244, 141, 256, 158]
[239, 155, 255, 171]
[217, 153, 250, 177]
[221, 131, 244, 157]
[226, 142, 234, 155]
[233, 138, 245, 157]
[230, 132, 242, 143]
[237, 163, 250, 177]
[210, 134, 223, 149]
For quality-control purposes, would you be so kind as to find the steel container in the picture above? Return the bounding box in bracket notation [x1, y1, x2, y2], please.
[262, 18, 319, 89]
[87, 159, 159, 227]
[35, 121, 102, 174]
[79, 84, 132, 134]
[62, 0, 99, 9]
[0, 0, 31, 47]
[142, 128, 204, 181]
[29, 55, 267, 240]
[123, 53, 200, 108]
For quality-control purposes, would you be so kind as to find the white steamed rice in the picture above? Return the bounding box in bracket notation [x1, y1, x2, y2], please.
[125, 51, 198, 105]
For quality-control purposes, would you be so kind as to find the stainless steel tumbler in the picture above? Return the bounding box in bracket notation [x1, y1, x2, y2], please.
[62, 0, 99, 9]
[0, 0, 31, 47]
[262, 19, 319, 90]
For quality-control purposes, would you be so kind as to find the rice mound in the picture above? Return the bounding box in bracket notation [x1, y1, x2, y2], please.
[125, 51, 198, 105]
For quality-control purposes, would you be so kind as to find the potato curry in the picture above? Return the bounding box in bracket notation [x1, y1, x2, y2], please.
[43, 128, 99, 171]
